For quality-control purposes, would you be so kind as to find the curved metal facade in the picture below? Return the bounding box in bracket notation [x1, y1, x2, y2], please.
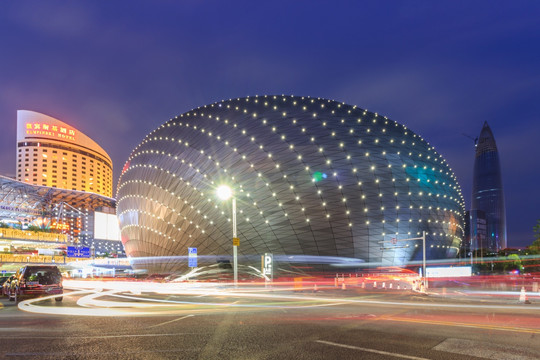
[117, 95, 465, 271]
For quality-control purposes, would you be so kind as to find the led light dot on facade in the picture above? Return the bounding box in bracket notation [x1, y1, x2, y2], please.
[117, 95, 465, 272]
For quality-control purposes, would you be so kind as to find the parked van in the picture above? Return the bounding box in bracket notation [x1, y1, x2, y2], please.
[8, 265, 63, 302]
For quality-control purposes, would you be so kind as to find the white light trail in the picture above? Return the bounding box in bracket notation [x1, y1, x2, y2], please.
[16, 279, 540, 318]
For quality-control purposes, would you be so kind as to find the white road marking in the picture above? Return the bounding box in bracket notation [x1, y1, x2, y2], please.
[5, 348, 201, 357]
[316, 340, 432, 360]
[149, 314, 195, 328]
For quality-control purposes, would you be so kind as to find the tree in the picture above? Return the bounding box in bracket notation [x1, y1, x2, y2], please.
[529, 220, 540, 255]
[522, 220, 540, 273]
[504, 254, 522, 272]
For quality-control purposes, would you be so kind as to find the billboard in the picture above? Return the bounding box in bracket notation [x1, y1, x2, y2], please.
[426, 266, 472, 278]
[94, 212, 121, 241]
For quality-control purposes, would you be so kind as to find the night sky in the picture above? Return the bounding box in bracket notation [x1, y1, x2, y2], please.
[1, 1, 539, 247]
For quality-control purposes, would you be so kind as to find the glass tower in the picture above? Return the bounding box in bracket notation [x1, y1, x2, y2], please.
[471, 122, 506, 251]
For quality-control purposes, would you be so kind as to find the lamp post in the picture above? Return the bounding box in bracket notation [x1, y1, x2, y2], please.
[379, 231, 428, 291]
[216, 185, 238, 286]
[422, 231, 426, 290]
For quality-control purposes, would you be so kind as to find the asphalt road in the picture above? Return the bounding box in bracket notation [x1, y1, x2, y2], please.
[1, 285, 539, 360]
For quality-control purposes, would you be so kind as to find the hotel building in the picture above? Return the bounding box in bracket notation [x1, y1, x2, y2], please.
[16, 110, 113, 197]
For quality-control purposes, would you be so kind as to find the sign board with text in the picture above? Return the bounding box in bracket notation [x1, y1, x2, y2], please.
[25, 122, 78, 142]
[67, 246, 91, 258]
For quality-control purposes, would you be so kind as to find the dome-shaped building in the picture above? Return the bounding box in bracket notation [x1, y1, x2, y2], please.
[117, 95, 465, 272]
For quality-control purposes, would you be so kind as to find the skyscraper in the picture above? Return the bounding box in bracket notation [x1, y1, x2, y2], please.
[471, 121, 506, 251]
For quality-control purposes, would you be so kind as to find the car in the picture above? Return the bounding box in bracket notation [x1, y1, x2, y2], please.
[8, 265, 63, 302]
[2, 275, 15, 297]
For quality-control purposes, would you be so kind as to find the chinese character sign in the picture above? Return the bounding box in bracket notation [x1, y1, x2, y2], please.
[24, 122, 77, 142]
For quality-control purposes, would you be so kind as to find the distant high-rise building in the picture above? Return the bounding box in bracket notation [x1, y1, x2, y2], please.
[465, 209, 487, 252]
[16, 110, 113, 197]
[471, 121, 506, 251]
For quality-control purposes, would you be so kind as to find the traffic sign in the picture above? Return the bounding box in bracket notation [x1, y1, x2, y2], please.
[262, 253, 273, 280]
[232, 237, 240, 246]
[188, 247, 197, 267]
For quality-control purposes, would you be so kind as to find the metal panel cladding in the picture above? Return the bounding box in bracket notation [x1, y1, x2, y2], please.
[117, 95, 465, 270]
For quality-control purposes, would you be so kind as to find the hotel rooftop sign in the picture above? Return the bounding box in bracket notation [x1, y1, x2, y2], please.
[25, 122, 77, 142]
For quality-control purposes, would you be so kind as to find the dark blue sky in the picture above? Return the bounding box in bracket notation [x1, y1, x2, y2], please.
[1, 1, 539, 247]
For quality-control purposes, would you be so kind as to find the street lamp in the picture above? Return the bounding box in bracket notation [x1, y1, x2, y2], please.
[379, 231, 428, 291]
[216, 185, 238, 286]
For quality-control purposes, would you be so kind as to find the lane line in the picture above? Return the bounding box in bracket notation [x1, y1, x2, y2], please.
[5, 348, 200, 357]
[1, 332, 198, 340]
[380, 316, 540, 334]
[315, 340, 431, 360]
[149, 315, 195, 328]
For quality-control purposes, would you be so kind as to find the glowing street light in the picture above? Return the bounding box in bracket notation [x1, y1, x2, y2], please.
[216, 185, 233, 201]
[216, 185, 238, 286]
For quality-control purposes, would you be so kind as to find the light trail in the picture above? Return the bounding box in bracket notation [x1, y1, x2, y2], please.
[18, 290, 156, 317]
[17, 282, 347, 317]
[378, 316, 540, 335]
[76, 290, 175, 308]
[64, 280, 540, 311]
[460, 290, 540, 298]
[15, 279, 540, 320]
[78, 290, 347, 310]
